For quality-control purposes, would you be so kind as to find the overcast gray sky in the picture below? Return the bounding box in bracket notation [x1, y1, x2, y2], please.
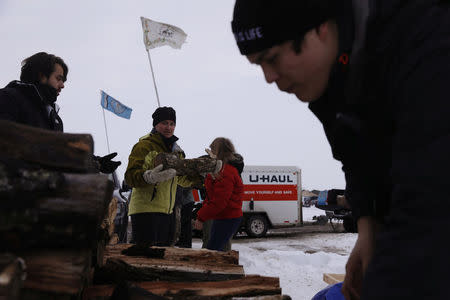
[0, 0, 345, 190]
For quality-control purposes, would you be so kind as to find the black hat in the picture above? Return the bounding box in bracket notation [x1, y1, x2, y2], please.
[231, 0, 338, 55]
[152, 106, 176, 127]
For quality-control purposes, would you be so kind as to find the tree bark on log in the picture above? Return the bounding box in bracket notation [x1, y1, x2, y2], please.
[0, 120, 96, 173]
[19, 249, 92, 297]
[153, 153, 219, 177]
[0, 254, 25, 300]
[83, 275, 283, 299]
[105, 244, 239, 265]
[95, 257, 244, 284]
[0, 173, 114, 251]
[0, 160, 65, 206]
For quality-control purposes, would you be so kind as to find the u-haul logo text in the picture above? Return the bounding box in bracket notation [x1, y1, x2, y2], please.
[248, 175, 294, 183]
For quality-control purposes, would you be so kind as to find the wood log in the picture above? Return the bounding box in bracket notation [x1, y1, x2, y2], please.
[0, 120, 96, 173]
[0, 160, 65, 207]
[18, 249, 91, 298]
[106, 244, 239, 265]
[0, 254, 25, 300]
[323, 273, 345, 285]
[0, 173, 114, 251]
[100, 196, 118, 239]
[83, 275, 283, 299]
[153, 153, 219, 177]
[94, 245, 244, 284]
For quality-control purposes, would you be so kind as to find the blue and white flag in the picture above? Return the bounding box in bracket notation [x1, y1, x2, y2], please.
[100, 90, 132, 119]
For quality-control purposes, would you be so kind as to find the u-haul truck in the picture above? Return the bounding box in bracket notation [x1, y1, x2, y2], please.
[193, 165, 302, 238]
[240, 165, 302, 237]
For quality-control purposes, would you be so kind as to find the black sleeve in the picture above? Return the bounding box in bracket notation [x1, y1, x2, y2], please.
[0, 90, 20, 122]
[328, 110, 390, 221]
[389, 40, 450, 191]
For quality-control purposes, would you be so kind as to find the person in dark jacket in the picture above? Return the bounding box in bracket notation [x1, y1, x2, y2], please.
[194, 137, 244, 252]
[173, 185, 195, 248]
[231, 0, 450, 299]
[0, 52, 120, 173]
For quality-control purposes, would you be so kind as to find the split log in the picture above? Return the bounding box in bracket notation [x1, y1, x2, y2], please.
[83, 275, 283, 299]
[95, 257, 244, 284]
[94, 245, 244, 284]
[0, 173, 114, 251]
[18, 249, 92, 298]
[0, 254, 25, 300]
[0, 120, 96, 173]
[0, 159, 65, 207]
[153, 153, 219, 177]
[100, 196, 118, 241]
[323, 273, 345, 285]
[106, 244, 239, 265]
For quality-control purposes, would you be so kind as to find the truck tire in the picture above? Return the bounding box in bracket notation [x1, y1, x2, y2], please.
[245, 215, 268, 238]
[343, 217, 357, 233]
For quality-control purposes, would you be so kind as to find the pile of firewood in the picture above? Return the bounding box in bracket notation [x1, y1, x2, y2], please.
[0, 120, 291, 300]
[0, 120, 114, 299]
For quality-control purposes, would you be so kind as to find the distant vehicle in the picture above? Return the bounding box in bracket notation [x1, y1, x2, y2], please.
[316, 189, 356, 233]
[303, 195, 318, 207]
[193, 165, 303, 238]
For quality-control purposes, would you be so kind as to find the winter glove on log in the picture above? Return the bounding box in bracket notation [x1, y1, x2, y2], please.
[204, 148, 222, 175]
[96, 152, 121, 174]
[142, 164, 177, 184]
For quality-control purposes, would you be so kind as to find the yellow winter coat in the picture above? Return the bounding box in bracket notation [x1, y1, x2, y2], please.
[125, 132, 192, 215]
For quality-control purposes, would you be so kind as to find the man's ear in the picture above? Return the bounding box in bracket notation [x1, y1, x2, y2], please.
[38, 72, 47, 84]
[317, 21, 337, 43]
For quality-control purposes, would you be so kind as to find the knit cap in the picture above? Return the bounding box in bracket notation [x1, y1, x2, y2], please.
[152, 106, 176, 127]
[231, 0, 338, 55]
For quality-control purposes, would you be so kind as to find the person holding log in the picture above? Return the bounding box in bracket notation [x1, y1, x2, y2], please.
[125, 106, 216, 246]
[194, 137, 244, 252]
[201, 152, 244, 251]
[0, 52, 120, 174]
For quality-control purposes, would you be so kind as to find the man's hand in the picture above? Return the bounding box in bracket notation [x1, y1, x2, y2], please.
[142, 164, 177, 184]
[342, 217, 378, 300]
[97, 152, 121, 174]
[194, 219, 203, 230]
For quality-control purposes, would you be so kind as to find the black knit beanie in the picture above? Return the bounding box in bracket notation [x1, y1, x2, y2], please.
[231, 0, 338, 55]
[152, 106, 176, 127]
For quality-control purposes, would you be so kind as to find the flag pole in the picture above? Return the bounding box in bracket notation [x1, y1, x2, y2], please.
[146, 49, 161, 107]
[101, 107, 111, 153]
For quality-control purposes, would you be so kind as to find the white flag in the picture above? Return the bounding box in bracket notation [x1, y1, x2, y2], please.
[140, 16, 187, 50]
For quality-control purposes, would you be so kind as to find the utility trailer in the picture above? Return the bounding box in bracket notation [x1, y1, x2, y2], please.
[193, 165, 303, 238]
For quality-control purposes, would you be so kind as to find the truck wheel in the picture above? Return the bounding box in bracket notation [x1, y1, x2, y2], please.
[245, 215, 268, 238]
[343, 217, 357, 233]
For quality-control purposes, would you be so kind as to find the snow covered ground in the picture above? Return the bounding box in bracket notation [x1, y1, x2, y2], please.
[193, 206, 357, 300]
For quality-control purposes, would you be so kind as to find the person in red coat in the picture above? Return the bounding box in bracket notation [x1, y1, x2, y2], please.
[194, 137, 244, 251]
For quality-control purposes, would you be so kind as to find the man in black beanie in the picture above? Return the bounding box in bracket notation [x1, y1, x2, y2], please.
[0, 52, 121, 174]
[125, 106, 194, 246]
[232, 1, 450, 299]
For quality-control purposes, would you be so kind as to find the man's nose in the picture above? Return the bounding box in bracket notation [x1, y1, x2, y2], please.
[261, 64, 278, 84]
[61, 82, 65, 89]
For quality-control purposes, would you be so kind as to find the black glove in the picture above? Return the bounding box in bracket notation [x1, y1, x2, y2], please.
[96, 152, 121, 173]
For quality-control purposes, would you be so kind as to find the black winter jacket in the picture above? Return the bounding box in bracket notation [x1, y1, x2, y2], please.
[309, 0, 450, 220]
[0, 81, 63, 131]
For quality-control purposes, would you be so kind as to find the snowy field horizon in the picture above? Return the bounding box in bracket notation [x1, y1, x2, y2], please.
[193, 206, 356, 300]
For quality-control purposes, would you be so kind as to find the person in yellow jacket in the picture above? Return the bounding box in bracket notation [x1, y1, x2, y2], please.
[125, 106, 195, 246]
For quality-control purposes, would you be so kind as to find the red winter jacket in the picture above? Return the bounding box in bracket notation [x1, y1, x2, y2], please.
[197, 164, 244, 222]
